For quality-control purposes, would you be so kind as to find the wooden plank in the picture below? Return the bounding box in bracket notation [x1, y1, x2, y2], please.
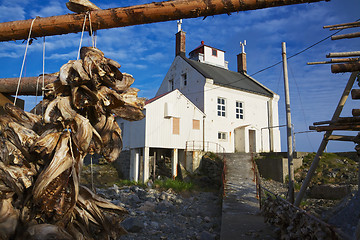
[173, 117, 180, 135]
[0, 0, 327, 42]
[326, 135, 356, 142]
[331, 62, 360, 73]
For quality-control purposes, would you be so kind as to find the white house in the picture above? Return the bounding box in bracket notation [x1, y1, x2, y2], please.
[117, 27, 281, 182]
[156, 30, 281, 154]
[117, 89, 205, 182]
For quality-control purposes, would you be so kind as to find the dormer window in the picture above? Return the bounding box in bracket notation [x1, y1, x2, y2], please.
[212, 49, 217, 57]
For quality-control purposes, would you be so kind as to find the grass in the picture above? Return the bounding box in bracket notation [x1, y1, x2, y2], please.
[154, 179, 194, 192]
[113, 179, 146, 188]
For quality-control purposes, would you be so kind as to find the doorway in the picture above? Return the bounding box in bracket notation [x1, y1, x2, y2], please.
[249, 130, 256, 153]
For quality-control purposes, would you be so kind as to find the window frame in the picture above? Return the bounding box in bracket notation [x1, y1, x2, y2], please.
[212, 49, 217, 57]
[217, 97, 226, 117]
[218, 132, 227, 141]
[235, 101, 244, 120]
[168, 79, 174, 91]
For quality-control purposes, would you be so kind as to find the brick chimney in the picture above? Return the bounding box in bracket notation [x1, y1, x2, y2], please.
[237, 53, 247, 74]
[175, 30, 186, 57]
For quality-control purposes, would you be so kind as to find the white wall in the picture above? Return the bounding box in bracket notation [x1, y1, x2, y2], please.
[203, 46, 226, 68]
[203, 82, 281, 153]
[145, 90, 204, 149]
[117, 114, 146, 150]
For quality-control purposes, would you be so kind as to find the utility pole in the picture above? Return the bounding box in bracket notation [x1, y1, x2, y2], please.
[282, 42, 295, 203]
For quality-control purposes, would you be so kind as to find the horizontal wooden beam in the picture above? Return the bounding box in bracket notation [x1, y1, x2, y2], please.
[331, 62, 360, 73]
[324, 21, 360, 29]
[353, 109, 360, 117]
[0, 76, 56, 95]
[351, 89, 360, 99]
[326, 135, 356, 142]
[326, 51, 360, 58]
[309, 125, 360, 132]
[0, 0, 328, 42]
[307, 58, 359, 65]
[332, 31, 360, 40]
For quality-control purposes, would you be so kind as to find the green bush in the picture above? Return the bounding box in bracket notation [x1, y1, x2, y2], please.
[154, 179, 194, 192]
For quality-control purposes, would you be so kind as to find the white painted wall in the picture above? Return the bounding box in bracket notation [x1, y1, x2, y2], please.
[203, 46, 226, 68]
[117, 89, 205, 150]
[157, 56, 206, 111]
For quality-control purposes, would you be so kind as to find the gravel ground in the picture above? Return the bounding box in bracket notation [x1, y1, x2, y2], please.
[96, 185, 222, 240]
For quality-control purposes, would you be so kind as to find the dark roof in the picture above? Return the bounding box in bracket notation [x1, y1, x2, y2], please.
[145, 91, 172, 105]
[181, 56, 273, 97]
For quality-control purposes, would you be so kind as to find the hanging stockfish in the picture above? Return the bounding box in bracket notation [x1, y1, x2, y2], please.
[0, 46, 145, 239]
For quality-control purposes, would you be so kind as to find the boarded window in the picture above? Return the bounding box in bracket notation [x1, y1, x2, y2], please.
[192, 119, 200, 130]
[173, 117, 180, 135]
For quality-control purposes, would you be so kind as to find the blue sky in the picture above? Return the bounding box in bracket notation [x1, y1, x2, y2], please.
[0, 0, 359, 152]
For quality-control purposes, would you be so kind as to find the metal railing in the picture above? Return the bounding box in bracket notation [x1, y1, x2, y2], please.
[185, 140, 225, 154]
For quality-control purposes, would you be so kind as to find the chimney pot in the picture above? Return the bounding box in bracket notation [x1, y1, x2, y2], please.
[201, 40, 204, 45]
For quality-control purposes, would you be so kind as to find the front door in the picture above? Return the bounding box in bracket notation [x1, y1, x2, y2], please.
[249, 130, 256, 153]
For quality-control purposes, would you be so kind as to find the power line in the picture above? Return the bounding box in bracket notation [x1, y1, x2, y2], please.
[249, 20, 360, 77]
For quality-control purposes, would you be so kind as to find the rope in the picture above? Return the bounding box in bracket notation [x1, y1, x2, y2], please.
[88, 12, 95, 48]
[14, 18, 36, 106]
[77, 14, 87, 60]
[41, 36, 46, 115]
[34, 36, 46, 115]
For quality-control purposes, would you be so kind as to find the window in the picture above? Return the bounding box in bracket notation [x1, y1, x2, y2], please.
[182, 73, 187, 86]
[236, 101, 244, 119]
[218, 132, 227, 140]
[212, 49, 217, 57]
[168, 79, 174, 91]
[217, 97, 226, 117]
[173, 117, 180, 135]
[192, 119, 200, 130]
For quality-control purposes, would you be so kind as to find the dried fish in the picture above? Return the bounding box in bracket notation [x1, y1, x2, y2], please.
[0, 198, 19, 240]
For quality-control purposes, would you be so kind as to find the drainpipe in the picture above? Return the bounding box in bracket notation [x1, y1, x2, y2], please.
[203, 116, 205, 151]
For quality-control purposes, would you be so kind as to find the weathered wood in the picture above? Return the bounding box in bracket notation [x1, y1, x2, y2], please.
[310, 125, 360, 132]
[307, 58, 359, 65]
[326, 51, 360, 58]
[313, 117, 360, 126]
[0, 76, 56, 95]
[332, 32, 360, 40]
[324, 21, 360, 29]
[0, 93, 24, 114]
[353, 109, 360, 116]
[326, 135, 356, 142]
[0, 0, 327, 42]
[351, 89, 360, 99]
[331, 62, 360, 73]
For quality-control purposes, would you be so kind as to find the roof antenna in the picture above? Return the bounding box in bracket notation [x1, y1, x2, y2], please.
[177, 19, 182, 32]
[240, 40, 246, 53]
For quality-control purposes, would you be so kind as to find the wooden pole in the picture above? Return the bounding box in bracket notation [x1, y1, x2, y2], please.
[153, 151, 156, 182]
[282, 42, 294, 204]
[0, 0, 327, 42]
[294, 71, 359, 207]
[332, 32, 360, 40]
[331, 62, 360, 73]
[0, 76, 56, 95]
[307, 58, 359, 65]
[324, 21, 360, 29]
[326, 51, 360, 58]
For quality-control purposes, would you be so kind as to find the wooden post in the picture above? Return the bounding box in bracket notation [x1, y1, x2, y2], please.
[0, 76, 56, 95]
[282, 42, 294, 204]
[153, 151, 156, 182]
[294, 71, 359, 206]
[0, 0, 327, 42]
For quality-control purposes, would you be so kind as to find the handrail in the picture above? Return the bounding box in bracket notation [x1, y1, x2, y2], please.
[185, 140, 225, 155]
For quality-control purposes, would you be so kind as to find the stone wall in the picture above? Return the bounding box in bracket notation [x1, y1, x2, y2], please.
[256, 156, 303, 183]
[113, 150, 131, 179]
